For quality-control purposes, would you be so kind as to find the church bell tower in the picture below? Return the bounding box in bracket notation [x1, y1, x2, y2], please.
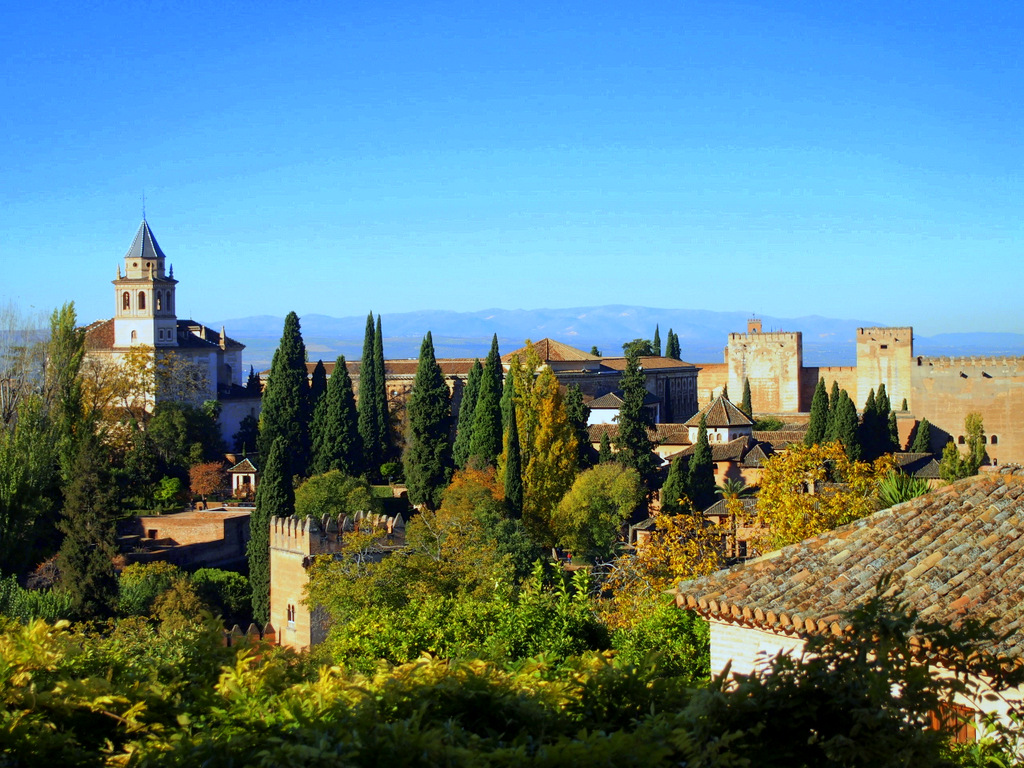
[112, 220, 179, 348]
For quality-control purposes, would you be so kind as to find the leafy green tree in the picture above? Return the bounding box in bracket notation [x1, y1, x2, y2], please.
[804, 378, 829, 446]
[598, 432, 613, 463]
[613, 350, 656, 479]
[910, 418, 932, 453]
[589, 345, 602, 357]
[118, 561, 183, 616]
[621, 338, 654, 357]
[295, 470, 379, 520]
[469, 335, 503, 467]
[403, 333, 452, 509]
[686, 415, 715, 510]
[652, 325, 661, 357]
[452, 359, 482, 469]
[57, 434, 118, 619]
[504, 404, 523, 518]
[357, 313, 381, 476]
[740, 377, 752, 418]
[564, 383, 593, 469]
[311, 356, 362, 476]
[232, 414, 259, 453]
[44, 303, 86, 486]
[258, 312, 310, 476]
[552, 463, 643, 561]
[660, 455, 687, 514]
[939, 413, 986, 481]
[248, 437, 293, 625]
[191, 568, 251, 627]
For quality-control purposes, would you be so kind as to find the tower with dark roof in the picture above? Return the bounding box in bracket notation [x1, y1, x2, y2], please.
[112, 220, 179, 348]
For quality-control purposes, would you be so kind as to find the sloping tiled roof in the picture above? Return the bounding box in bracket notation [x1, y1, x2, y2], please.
[587, 422, 692, 446]
[684, 396, 754, 428]
[502, 338, 600, 363]
[83, 318, 115, 350]
[894, 452, 942, 479]
[588, 389, 660, 409]
[176, 321, 245, 350]
[667, 435, 772, 464]
[124, 220, 167, 262]
[227, 458, 258, 473]
[599, 355, 697, 371]
[752, 429, 806, 448]
[676, 469, 1024, 658]
[703, 497, 758, 518]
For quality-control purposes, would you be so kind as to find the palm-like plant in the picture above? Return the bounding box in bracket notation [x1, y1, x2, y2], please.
[877, 471, 931, 508]
[716, 478, 755, 500]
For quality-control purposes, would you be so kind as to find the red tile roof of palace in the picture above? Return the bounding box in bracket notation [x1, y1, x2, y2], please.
[502, 338, 601, 363]
[598, 355, 697, 370]
[684, 396, 754, 428]
[587, 423, 692, 446]
[675, 469, 1024, 658]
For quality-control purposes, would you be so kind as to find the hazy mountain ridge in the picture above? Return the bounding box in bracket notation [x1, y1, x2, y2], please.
[214, 307, 1024, 371]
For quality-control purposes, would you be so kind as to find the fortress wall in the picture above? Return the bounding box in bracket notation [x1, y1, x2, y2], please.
[857, 327, 914, 412]
[801, 366, 858, 411]
[696, 363, 729, 406]
[727, 331, 803, 413]
[911, 356, 1024, 465]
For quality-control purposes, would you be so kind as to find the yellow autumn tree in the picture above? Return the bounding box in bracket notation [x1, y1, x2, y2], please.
[754, 441, 894, 553]
[602, 501, 724, 629]
[520, 364, 578, 545]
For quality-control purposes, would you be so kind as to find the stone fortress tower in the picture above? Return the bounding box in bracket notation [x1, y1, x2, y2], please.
[726, 318, 803, 413]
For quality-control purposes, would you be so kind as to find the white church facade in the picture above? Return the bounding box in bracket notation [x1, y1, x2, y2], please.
[83, 220, 260, 445]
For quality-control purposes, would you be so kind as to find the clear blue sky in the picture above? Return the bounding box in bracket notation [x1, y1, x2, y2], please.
[2, 1, 1021, 336]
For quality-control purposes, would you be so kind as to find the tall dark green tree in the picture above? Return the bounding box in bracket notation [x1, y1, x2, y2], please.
[835, 390, 862, 460]
[805, 378, 829, 446]
[246, 366, 262, 395]
[859, 388, 879, 458]
[249, 437, 294, 625]
[311, 356, 362, 476]
[373, 315, 392, 462]
[911, 417, 932, 454]
[469, 335, 503, 466]
[503, 404, 523, 518]
[877, 383, 897, 454]
[660, 455, 687, 514]
[564, 383, 592, 469]
[665, 329, 681, 360]
[686, 415, 716, 511]
[357, 313, 382, 476]
[613, 350, 656, 478]
[453, 359, 483, 470]
[825, 381, 842, 442]
[598, 432, 613, 464]
[740, 377, 753, 418]
[653, 325, 661, 357]
[258, 312, 310, 476]
[403, 333, 452, 510]
[888, 411, 900, 452]
[309, 360, 328, 406]
[57, 434, 118, 619]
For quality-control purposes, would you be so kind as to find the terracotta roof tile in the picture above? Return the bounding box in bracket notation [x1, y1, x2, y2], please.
[676, 469, 1024, 658]
[83, 318, 115, 350]
[684, 396, 754, 428]
[502, 338, 599, 363]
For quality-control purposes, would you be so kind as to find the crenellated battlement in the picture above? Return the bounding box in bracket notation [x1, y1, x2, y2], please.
[729, 331, 802, 343]
[917, 355, 1024, 371]
[857, 326, 913, 339]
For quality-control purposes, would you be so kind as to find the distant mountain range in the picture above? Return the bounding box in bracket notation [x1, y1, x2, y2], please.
[212, 306, 1024, 372]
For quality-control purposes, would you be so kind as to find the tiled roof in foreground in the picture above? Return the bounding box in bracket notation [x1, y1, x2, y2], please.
[676, 468, 1024, 658]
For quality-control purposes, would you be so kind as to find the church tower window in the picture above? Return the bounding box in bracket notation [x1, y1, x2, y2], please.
[156, 292, 162, 311]
[122, 292, 130, 311]
[139, 292, 146, 311]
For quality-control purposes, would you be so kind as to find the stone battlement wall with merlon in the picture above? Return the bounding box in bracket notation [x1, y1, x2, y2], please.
[917, 355, 1024, 370]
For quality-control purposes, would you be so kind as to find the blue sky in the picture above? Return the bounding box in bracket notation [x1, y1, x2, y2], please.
[2, 1, 1021, 336]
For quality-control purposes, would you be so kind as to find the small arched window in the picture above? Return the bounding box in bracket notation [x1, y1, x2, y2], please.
[122, 292, 130, 311]
[156, 291, 162, 311]
[958, 435, 966, 445]
[991, 435, 999, 445]
[131, 330, 137, 341]
[138, 292, 146, 310]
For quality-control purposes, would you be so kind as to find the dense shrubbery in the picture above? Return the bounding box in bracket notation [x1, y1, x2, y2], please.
[0, 588, 1020, 766]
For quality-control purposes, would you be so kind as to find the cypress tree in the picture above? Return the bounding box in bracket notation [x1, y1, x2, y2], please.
[249, 437, 294, 626]
[860, 388, 878, 459]
[57, 435, 118, 619]
[740, 377, 753, 418]
[403, 332, 452, 509]
[805, 378, 829, 446]
[653, 324, 661, 357]
[312, 356, 362, 476]
[836, 390, 861, 460]
[888, 411, 900, 452]
[504, 403, 523, 518]
[665, 329, 681, 360]
[246, 365, 262, 395]
[661, 455, 686, 514]
[825, 381, 841, 442]
[901, 398, 908, 412]
[721, 383, 729, 401]
[309, 360, 328, 406]
[614, 350, 656, 478]
[374, 315, 392, 462]
[258, 311, 311, 476]
[357, 313, 381, 475]
[598, 432, 613, 464]
[877, 383, 896, 453]
[453, 359, 483, 469]
[564, 383, 592, 469]
[469, 335, 503, 466]
[687, 415, 716, 511]
[911, 418, 932, 454]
